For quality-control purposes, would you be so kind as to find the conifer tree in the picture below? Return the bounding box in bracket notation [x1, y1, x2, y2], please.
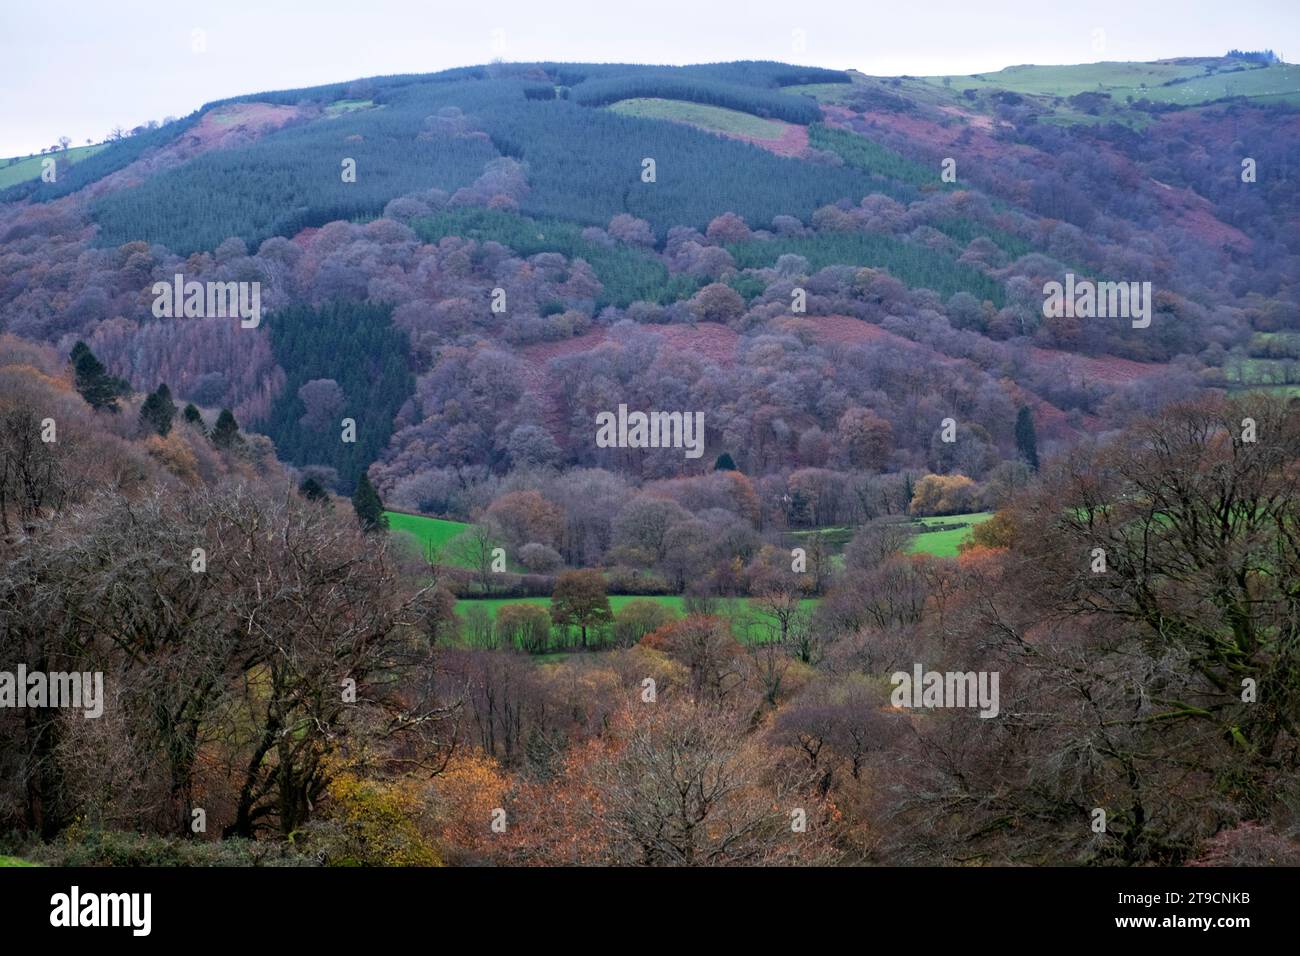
[182, 403, 205, 432]
[1015, 405, 1040, 471]
[139, 383, 177, 436]
[211, 408, 242, 449]
[298, 476, 328, 502]
[351, 472, 388, 533]
[70, 341, 128, 412]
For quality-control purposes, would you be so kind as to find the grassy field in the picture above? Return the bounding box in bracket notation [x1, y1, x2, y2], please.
[607, 97, 791, 138]
[455, 594, 821, 650]
[0, 855, 35, 867]
[456, 593, 815, 619]
[919, 60, 1300, 105]
[907, 511, 994, 558]
[0, 144, 106, 189]
[783, 82, 865, 105]
[1223, 356, 1300, 388]
[386, 511, 471, 562]
[325, 98, 375, 117]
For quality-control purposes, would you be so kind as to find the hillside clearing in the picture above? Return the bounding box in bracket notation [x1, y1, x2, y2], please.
[0, 144, 107, 189]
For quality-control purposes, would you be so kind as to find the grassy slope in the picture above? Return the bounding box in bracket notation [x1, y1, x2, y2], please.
[908, 511, 994, 558]
[0, 144, 107, 189]
[916, 60, 1300, 111]
[324, 98, 375, 117]
[607, 98, 790, 138]
[385, 511, 470, 562]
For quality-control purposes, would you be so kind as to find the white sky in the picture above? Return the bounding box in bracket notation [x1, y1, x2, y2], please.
[1, 0, 1297, 155]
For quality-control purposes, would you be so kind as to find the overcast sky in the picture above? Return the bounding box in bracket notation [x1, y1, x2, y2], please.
[2, 0, 1297, 155]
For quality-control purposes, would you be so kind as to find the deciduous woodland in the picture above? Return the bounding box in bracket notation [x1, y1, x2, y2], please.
[1, 54, 1298, 866]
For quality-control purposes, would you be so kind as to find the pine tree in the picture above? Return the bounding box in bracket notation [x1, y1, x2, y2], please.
[70, 341, 127, 412]
[182, 403, 205, 432]
[1015, 405, 1040, 471]
[298, 476, 328, 502]
[351, 472, 388, 533]
[211, 408, 242, 449]
[713, 451, 737, 471]
[139, 383, 177, 436]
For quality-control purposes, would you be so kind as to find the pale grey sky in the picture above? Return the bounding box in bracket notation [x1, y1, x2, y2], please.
[1, 0, 1296, 155]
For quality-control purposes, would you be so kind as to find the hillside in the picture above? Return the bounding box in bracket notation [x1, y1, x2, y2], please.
[0, 55, 1296, 502]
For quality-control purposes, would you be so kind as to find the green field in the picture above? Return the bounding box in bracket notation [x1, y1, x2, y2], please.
[921, 60, 1300, 105]
[0, 144, 107, 189]
[607, 97, 791, 138]
[1223, 356, 1300, 388]
[456, 594, 820, 650]
[325, 98, 376, 117]
[907, 511, 993, 558]
[385, 511, 471, 562]
[783, 82, 866, 105]
[456, 593, 816, 619]
[0, 855, 35, 867]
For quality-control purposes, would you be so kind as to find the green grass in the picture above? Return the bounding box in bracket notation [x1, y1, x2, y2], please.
[0, 144, 107, 189]
[1223, 356, 1300, 388]
[1234, 384, 1300, 398]
[456, 594, 820, 646]
[907, 511, 993, 558]
[0, 855, 35, 867]
[325, 98, 375, 117]
[920, 60, 1300, 107]
[457, 594, 684, 619]
[608, 98, 790, 138]
[385, 511, 471, 562]
[783, 82, 865, 105]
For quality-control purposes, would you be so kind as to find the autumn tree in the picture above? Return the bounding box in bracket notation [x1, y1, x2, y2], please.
[587, 704, 829, 865]
[550, 569, 613, 648]
[887, 395, 1300, 865]
[836, 406, 894, 471]
[688, 282, 745, 325]
[641, 615, 743, 702]
[908, 473, 977, 516]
